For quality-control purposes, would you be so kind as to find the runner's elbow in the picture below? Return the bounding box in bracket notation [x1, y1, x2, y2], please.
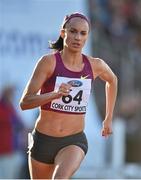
[19, 96, 31, 110]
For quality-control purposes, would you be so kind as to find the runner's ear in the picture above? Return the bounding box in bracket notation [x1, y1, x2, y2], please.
[60, 29, 65, 39]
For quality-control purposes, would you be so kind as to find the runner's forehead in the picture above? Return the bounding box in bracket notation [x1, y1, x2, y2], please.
[65, 17, 89, 31]
[62, 13, 90, 29]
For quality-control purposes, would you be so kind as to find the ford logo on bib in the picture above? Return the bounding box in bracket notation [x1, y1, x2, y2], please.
[67, 80, 83, 87]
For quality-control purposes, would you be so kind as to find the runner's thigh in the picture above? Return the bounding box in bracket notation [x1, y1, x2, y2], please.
[28, 156, 55, 179]
[53, 145, 85, 179]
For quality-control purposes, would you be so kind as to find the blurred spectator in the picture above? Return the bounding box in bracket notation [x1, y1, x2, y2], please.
[88, 0, 141, 164]
[0, 85, 26, 178]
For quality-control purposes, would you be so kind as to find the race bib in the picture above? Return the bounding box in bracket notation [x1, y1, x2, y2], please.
[50, 76, 92, 113]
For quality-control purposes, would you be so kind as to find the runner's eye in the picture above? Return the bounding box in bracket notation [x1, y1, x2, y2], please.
[70, 30, 77, 33]
[81, 32, 87, 35]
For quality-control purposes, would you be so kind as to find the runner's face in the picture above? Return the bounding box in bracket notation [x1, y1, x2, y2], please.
[62, 17, 89, 52]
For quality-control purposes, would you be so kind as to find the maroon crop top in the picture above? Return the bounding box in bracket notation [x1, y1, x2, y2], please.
[40, 52, 94, 114]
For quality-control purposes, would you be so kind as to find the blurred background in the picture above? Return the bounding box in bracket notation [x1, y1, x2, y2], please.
[0, 0, 141, 179]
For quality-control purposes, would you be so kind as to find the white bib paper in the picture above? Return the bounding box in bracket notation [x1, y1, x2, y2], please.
[50, 76, 92, 113]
